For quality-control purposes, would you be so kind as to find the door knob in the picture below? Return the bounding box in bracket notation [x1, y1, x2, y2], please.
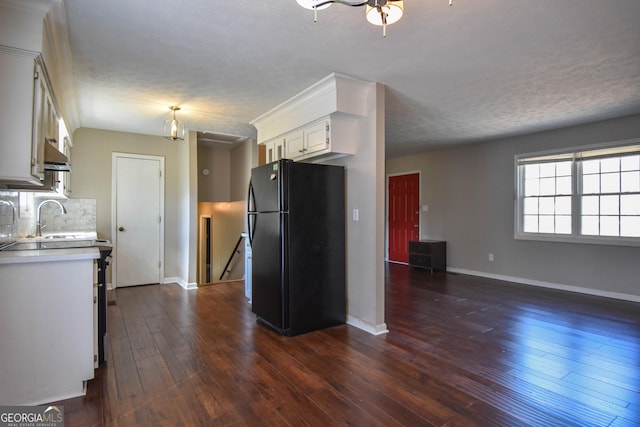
[414, 224, 419, 228]
[118, 226, 125, 232]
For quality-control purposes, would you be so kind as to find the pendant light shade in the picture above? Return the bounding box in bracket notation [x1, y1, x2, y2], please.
[366, 1, 404, 26]
[163, 106, 185, 141]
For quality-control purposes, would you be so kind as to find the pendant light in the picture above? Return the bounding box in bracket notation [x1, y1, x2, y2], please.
[365, 1, 403, 37]
[163, 106, 185, 141]
[297, 0, 453, 37]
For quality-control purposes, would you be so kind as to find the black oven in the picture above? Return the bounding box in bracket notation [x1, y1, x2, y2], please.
[95, 241, 112, 366]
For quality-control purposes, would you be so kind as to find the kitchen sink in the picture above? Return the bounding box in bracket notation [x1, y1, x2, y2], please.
[0, 232, 100, 250]
[19, 232, 98, 242]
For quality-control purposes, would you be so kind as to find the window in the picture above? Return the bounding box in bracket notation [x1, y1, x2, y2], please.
[522, 160, 573, 234]
[515, 140, 640, 246]
[581, 155, 640, 237]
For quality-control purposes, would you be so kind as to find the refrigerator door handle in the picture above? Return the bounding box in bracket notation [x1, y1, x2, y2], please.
[247, 180, 256, 246]
[247, 179, 255, 212]
[248, 213, 256, 247]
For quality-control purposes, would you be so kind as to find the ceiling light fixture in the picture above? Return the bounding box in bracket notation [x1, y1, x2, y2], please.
[297, 0, 453, 37]
[163, 106, 185, 141]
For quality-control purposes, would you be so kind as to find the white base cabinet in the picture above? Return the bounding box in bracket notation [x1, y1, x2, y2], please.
[0, 258, 95, 405]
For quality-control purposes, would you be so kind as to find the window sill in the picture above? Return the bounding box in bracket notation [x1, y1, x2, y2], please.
[514, 233, 640, 248]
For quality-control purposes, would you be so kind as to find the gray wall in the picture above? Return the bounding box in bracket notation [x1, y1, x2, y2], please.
[324, 82, 387, 334]
[230, 139, 255, 202]
[386, 114, 640, 300]
[197, 145, 230, 202]
[71, 127, 182, 280]
[198, 139, 255, 203]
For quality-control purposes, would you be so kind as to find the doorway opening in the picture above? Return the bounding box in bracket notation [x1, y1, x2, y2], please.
[197, 202, 246, 286]
[203, 217, 211, 283]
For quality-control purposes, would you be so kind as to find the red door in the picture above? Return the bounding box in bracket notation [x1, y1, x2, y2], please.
[388, 173, 420, 263]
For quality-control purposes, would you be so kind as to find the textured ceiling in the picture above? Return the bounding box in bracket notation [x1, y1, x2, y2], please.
[62, 0, 640, 157]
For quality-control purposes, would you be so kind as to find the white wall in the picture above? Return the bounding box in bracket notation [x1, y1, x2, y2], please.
[179, 130, 198, 288]
[386, 114, 640, 301]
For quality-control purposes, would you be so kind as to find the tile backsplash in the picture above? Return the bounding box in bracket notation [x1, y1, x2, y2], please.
[0, 192, 18, 243]
[0, 192, 96, 240]
[36, 197, 97, 233]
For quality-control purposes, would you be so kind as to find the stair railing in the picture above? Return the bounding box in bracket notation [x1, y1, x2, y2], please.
[219, 235, 244, 280]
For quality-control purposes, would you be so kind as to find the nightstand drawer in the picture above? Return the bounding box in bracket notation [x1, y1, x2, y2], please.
[409, 253, 430, 268]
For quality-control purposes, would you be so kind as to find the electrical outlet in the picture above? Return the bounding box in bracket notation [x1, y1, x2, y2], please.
[353, 208, 359, 221]
[488, 253, 494, 262]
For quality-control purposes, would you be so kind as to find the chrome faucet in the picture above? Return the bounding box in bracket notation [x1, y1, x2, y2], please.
[36, 200, 67, 237]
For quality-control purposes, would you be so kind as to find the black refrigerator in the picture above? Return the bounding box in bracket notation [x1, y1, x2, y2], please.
[248, 159, 346, 336]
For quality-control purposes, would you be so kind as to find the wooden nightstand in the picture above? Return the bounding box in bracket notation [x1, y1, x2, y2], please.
[408, 240, 446, 272]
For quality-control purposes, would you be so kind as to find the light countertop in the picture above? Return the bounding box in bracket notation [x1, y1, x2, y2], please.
[0, 231, 103, 264]
[0, 246, 100, 265]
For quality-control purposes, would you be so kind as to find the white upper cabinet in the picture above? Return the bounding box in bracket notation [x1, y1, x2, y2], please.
[0, 52, 63, 190]
[251, 73, 370, 163]
[304, 120, 328, 154]
[281, 116, 357, 162]
[284, 129, 304, 159]
[265, 137, 286, 163]
[0, 51, 43, 186]
[0, 0, 67, 189]
[61, 134, 72, 197]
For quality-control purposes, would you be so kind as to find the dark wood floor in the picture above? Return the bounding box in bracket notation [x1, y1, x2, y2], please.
[55, 263, 640, 426]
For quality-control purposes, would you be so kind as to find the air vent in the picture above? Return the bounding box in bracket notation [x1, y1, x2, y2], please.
[197, 132, 249, 147]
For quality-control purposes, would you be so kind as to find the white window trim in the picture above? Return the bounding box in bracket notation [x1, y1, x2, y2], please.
[514, 138, 640, 247]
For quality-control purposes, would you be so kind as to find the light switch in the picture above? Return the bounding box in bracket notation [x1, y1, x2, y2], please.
[353, 208, 359, 221]
[422, 205, 429, 212]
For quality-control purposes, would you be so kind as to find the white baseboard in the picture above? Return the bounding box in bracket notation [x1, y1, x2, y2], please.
[447, 267, 640, 304]
[386, 259, 408, 265]
[164, 277, 197, 290]
[347, 315, 389, 336]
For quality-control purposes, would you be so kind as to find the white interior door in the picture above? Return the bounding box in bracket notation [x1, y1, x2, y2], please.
[113, 153, 164, 287]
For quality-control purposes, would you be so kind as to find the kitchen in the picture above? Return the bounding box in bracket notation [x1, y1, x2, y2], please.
[0, 0, 386, 406]
[1, 0, 640, 423]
